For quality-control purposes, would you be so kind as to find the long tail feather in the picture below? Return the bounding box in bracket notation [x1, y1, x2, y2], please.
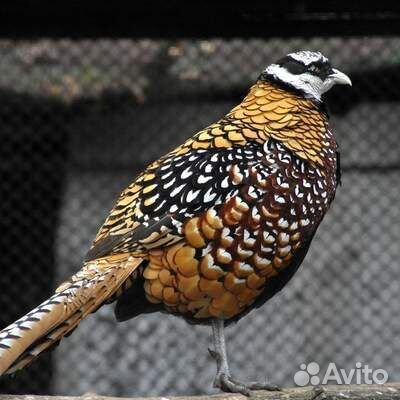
[0, 255, 143, 375]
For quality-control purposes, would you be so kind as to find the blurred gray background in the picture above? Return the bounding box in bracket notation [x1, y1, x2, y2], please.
[0, 37, 399, 396]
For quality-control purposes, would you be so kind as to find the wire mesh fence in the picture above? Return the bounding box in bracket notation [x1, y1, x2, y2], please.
[0, 37, 399, 396]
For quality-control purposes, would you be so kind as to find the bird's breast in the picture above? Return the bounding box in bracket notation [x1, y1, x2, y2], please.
[141, 140, 336, 322]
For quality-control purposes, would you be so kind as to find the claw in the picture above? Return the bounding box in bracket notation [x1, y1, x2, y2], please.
[217, 373, 251, 396]
[244, 381, 281, 391]
[214, 374, 280, 396]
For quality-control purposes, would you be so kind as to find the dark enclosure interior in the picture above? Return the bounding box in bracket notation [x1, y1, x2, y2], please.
[0, 4, 399, 397]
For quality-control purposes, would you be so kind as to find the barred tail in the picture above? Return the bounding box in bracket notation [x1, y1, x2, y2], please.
[0, 255, 143, 375]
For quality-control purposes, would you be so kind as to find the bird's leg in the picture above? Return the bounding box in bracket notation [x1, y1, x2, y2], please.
[209, 319, 232, 388]
[209, 319, 280, 396]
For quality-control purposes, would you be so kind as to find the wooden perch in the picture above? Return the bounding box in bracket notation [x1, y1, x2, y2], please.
[2, 384, 400, 400]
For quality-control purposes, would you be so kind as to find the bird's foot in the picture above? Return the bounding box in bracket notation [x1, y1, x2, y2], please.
[214, 373, 281, 396]
[209, 348, 280, 396]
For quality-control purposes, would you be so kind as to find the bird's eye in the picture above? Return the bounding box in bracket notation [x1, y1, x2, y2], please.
[309, 65, 321, 74]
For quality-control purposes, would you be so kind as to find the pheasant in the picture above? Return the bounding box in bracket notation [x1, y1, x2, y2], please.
[0, 51, 351, 395]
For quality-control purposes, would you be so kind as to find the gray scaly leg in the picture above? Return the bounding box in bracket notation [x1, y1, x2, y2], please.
[209, 319, 280, 396]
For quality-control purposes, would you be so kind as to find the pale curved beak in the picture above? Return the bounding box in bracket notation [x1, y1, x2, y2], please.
[329, 68, 352, 86]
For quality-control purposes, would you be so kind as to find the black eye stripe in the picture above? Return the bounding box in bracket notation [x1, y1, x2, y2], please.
[277, 57, 307, 75]
[285, 60, 307, 75]
[277, 56, 333, 79]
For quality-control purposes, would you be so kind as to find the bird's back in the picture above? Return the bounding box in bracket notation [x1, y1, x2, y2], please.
[85, 80, 339, 323]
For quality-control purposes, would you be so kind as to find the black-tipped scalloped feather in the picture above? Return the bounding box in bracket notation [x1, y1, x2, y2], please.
[85, 215, 174, 261]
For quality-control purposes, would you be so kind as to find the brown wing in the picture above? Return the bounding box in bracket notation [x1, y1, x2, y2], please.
[138, 138, 337, 322]
[86, 81, 336, 324]
[88, 81, 332, 264]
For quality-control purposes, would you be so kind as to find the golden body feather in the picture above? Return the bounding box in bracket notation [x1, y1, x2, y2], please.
[86, 81, 337, 321]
